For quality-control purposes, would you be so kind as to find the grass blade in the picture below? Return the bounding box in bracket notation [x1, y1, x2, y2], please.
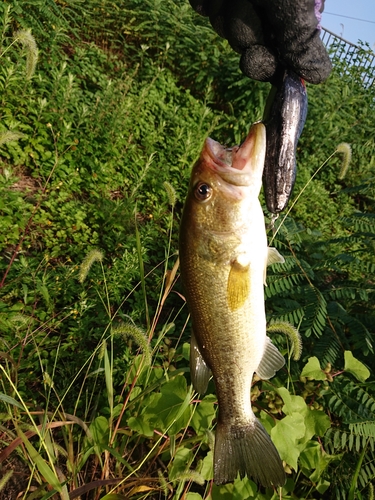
[0, 392, 23, 409]
[17, 427, 62, 492]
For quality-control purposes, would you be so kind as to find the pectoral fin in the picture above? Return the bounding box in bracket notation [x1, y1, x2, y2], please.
[227, 260, 250, 311]
[190, 330, 211, 395]
[264, 247, 285, 285]
[267, 247, 285, 266]
[256, 337, 285, 380]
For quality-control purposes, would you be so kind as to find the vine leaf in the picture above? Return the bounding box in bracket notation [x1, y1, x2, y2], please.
[277, 387, 306, 415]
[344, 351, 370, 382]
[304, 410, 331, 440]
[271, 413, 305, 470]
[301, 357, 327, 381]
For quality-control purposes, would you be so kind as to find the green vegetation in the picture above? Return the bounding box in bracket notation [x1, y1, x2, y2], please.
[0, 1, 374, 498]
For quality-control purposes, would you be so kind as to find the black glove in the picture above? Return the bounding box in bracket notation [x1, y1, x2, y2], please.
[189, 0, 332, 84]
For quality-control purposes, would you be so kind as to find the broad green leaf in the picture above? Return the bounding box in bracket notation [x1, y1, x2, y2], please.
[185, 494, 203, 500]
[304, 409, 331, 440]
[300, 357, 327, 381]
[277, 387, 307, 415]
[17, 428, 61, 492]
[0, 392, 23, 409]
[191, 394, 216, 435]
[127, 415, 155, 437]
[299, 441, 336, 484]
[232, 476, 258, 499]
[147, 375, 192, 435]
[344, 351, 370, 382]
[316, 477, 330, 494]
[182, 342, 190, 361]
[271, 413, 305, 470]
[169, 447, 192, 481]
[299, 441, 322, 470]
[198, 451, 214, 481]
[89, 416, 110, 453]
[211, 482, 234, 500]
[259, 407, 277, 434]
[129, 386, 142, 401]
[174, 385, 194, 426]
[127, 355, 155, 386]
[37, 282, 50, 306]
[127, 391, 162, 437]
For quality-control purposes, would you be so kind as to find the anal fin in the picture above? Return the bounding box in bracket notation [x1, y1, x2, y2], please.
[256, 336, 285, 380]
[190, 330, 211, 395]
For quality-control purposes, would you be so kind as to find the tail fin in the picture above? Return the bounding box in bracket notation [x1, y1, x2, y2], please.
[214, 418, 285, 487]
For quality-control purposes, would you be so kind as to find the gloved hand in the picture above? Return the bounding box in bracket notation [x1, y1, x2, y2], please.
[189, 0, 332, 84]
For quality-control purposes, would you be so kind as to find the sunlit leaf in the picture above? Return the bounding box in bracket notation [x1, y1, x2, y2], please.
[344, 351, 370, 382]
[191, 394, 216, 435]
[301, 357, 327, 381]
[271, 413, 305, 470]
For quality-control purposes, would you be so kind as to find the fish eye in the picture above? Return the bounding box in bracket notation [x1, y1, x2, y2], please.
[194, 182, 212, 201]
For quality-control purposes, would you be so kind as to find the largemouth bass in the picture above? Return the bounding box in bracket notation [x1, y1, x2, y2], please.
[179, 122, 285, 487]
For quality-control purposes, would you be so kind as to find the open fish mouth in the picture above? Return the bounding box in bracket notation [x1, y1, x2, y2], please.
[201, 122, 266, 187]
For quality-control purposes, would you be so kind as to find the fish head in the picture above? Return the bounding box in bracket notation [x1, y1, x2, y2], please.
[182, 122, 266, 234]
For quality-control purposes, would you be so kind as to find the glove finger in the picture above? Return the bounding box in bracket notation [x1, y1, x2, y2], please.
[252, 0, 332, 83]
[284, 32, 332, 84]
[240, 45, 278, 82]
[191, 0, 278, 81]
[196, 0, 263, 52]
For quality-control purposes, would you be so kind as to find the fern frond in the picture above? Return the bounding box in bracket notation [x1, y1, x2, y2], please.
[269, 299, 306, 327]
[1, 5, 12, 46]
[265, 271, 306, 298]
[358, 450, 375, 490]
[349, 422, 375, 439]
[342, 177, 375, 198]
[342, 213, 375, 236]
[312, 334, 342, 366]
[328, 378, 375, 425]
[9, 0, 71, 42]
[301, 287, 327, 338]
[328, 286, 369, 302]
